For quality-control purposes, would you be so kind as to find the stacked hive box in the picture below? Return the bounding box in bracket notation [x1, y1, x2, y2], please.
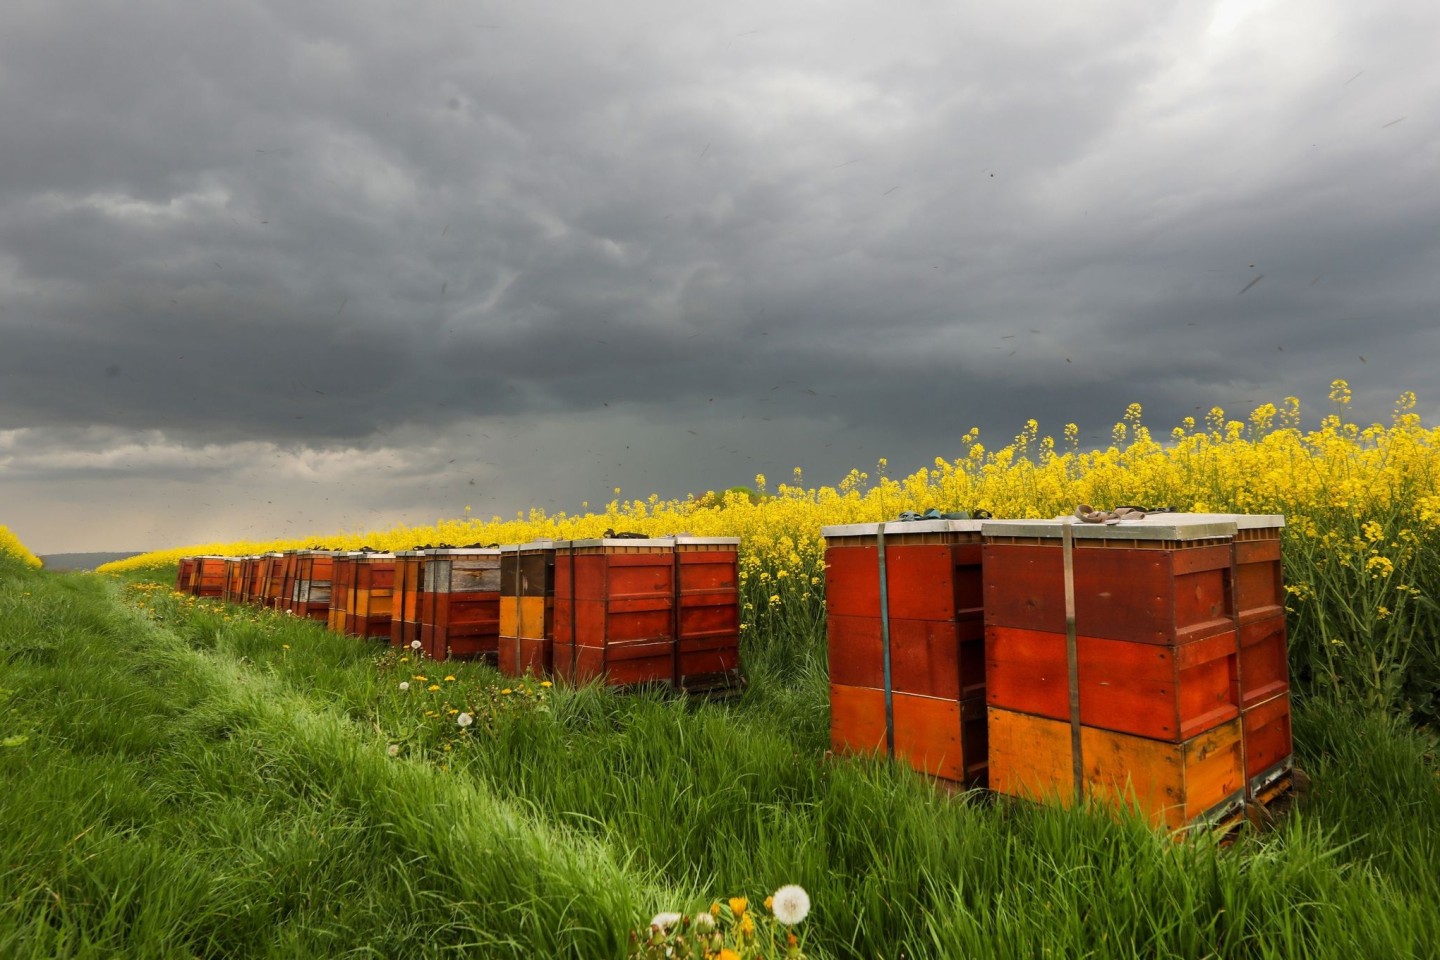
[240, 556, 263, 604]
[261, 552, 293, 610]
[277, 551, 303, 614]
[499, 540, 556, 676]
[391, 550, 428, 650]
[822, 519, 988, 786]
[345, 553, 395, 639]
[553, 537, 742, 690]
[291, 551, 339, 624]
[189, 556, 228, 598]
[176, 558, 196, 593]
[420, 548, 501, 660]
[327, 553, 363, 633]
[981, 514, 1290, 829]
[221, 558, 245, 604]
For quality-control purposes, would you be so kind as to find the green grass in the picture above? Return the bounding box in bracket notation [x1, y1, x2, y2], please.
[2, 558, 1437, 958]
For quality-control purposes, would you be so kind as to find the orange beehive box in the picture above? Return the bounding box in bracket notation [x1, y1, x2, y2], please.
[987, 706, 1245, 830]
[327, 553, 363, 633]
[176, 558, 196, 593]
[276, 550, 304, 614]
[822, 519, 988, 785]
[391, 551, 428, 650]
[221, 558, 245, 604]
[552, 536, 742, 690]
[237, 556, 260, 605]
[191, 556, 227, 598]
[291, 551, 338, 624]
[346, 554, 395, 639]
[831, 684, 988, 784]
[261, 552, 294, 610]
[420, 549, 501, 660]
[985, 626, 1239, 742]
[499, 541, 556, 677]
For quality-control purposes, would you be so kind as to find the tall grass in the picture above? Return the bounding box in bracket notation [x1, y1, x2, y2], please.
[5, 557, 1436, 958]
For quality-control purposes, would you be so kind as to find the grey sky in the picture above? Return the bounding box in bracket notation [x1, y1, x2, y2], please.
[3, 0, 1437, 552]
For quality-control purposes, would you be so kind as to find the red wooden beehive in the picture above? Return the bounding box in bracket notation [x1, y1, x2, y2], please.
[176, 558, 196, 593]
[190, 556, 228, 598]
[499, 541, 556, 677]
[291, 551, 338, 624]
[390, 550, 428, 651]
[221, 558, 245, 604]
[553, 536, 741, 690]
[326, 553, 362, 633]
[981, 513, 1291, 827]
[822, 519, 989, 786]
[419, 549, 501, 660]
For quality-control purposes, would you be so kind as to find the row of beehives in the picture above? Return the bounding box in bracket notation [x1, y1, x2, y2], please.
[175, 537, 743, 694]
[820, 512, 1293, 831]
[176, 511, 1293, 830]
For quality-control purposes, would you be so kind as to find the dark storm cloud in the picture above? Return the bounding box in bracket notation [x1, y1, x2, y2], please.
[3, 0, 1439, 551]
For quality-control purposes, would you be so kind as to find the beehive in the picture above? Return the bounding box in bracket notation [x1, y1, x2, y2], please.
[823, 519, 988, 785]
[261, 552, 293, 610]
[190, 556, 227, 598]
[291, 551, 338, 623]
[420, 548, 501, 660]
[390, 550, 428, 650]
[499, 540, 556, 677]
[345, 553, 395, 639]
[221, 558, 245, 604]
[240, 556, 264, 605]
[981, 514, 1289, 827]
[326, 553, 363, 633]
[176, 558, 196, 593]
[551, 536, 743, 690]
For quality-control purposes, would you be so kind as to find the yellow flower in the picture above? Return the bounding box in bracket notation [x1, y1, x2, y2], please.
[501, 688, 513, 695]
[444, 675, 456, 682]
[718, 951, 741, 960]
[540, 680, 552, 688]
[428, 684, 441, 692]
[728, 897, 747, 916]
[739, 913, 756, 937]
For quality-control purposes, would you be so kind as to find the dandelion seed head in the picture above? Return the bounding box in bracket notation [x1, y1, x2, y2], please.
[457, 712, 473, 728]
[650, 912, 683, 930]
[386, 744, 399, 757]
[410, 639, 422, 650]
[399, 681, 409, 691]
[770, 885, 810, 925]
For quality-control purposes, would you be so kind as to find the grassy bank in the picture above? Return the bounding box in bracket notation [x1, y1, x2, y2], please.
[2, 558, 1437, 958]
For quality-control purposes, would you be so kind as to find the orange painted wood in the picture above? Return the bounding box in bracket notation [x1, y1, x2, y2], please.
[987, 707, 1244, 829]
[827, 614, 985, 701]
[1239, 615, 1289, 707]
[390, 554, 426, 650]
[985, 626, 1239, 742]
[419, 552, 500, 660]
[240, 557, 263, 605]
[192, 557, 227, 598]
[291, 554, 335, 623]
[1243, 692, 1293, 789]
[328, 556, 358, 633]
[347, 558, 394, 639]
[263, 553, 294, 609]
[552, 640, 676, 686]
[824, 543, 984, 622]
[222, 559, 245, 604]
[276, 552, 301, 614]
[176, 558, 195, 593]
[982, 543, 1233, 644]
[1234, 538, 1285, 624]
[829, 685, 987, 785]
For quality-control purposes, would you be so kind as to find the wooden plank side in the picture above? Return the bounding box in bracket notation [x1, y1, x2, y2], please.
[1239, 615, 1290, 706]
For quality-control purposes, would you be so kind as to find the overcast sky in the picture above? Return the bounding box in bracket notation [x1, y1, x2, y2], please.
[3, 0, 1438, 553]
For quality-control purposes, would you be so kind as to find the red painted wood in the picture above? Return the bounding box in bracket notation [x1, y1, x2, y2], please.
[825, 543, 983, 621]
[1239, 615, 1289, 707]
[1235, 539, 1285, 623]
[827, 614, 984, 700]
[499, 635, 552, 677]
[985, 625, 1239, 742]
[982, 543, 1233, 644]
[1243, 692, 1292, 784]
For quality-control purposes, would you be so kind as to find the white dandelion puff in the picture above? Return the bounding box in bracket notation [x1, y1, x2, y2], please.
[399, 681, 409, 691]
[692, 911, 716, 933]
[650, 912, 683, 931]
[410, 639, 422, 650]
[770, 885, 810, 925]
[386, 744, 399, 757]
[457, 712, 474, 728]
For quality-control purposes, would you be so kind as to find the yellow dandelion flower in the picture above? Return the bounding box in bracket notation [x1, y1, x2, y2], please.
[444, 675, 456, 682]
[428, 684, 441, 692]
[728, 897, 747, 916]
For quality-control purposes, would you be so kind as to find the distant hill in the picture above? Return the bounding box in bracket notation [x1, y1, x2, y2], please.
[39, 552, 145, 572]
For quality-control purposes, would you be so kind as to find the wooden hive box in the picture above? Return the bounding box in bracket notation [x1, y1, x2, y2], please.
[987, 706, 1245, 830]
[262, 552, 295, 610]
[221, 558, 245, 604]
[238, 556, 262, 605]
[986, 626, 1239, 742]
[673, 536, 742, 694]
[982, 517, 1240, 645]
[1242, 691, 1293, 794]
[291, 551, 338, 623]
[822, 519, 988, 785]
[176, 558, 196, 593]
[192, 556, 228, 598]
[326, 554, 363, 633]
[390, 551, 428, 651]
[499, 541, 557, 677]
[553, 537, 677, 687]
[347, 554, 395, 639]
[419, 549, 501, 660]
[831, 684, 988, 784]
